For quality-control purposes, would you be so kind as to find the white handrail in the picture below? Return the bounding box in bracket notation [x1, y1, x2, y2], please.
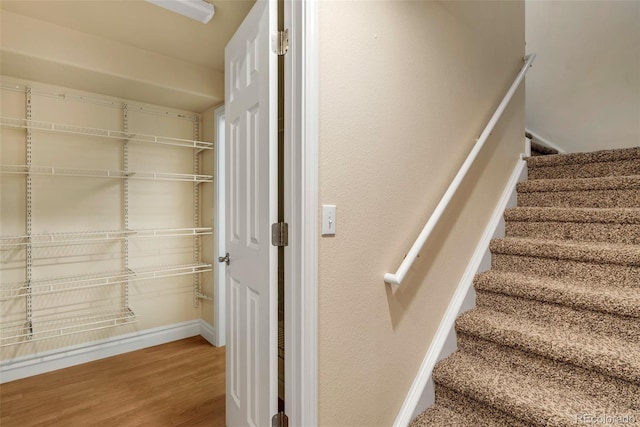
[384, 54, 536, 285]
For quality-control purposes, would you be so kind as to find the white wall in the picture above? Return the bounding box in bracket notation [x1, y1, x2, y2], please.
[317, 1, 525, 425]
[526, 0, 640, 153]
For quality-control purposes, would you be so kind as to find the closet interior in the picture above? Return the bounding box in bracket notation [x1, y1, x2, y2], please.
[0, 78, 215, 360]
[0, 2, 293, 419]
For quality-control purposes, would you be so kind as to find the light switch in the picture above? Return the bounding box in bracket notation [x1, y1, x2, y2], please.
[322, 205, 336, 235]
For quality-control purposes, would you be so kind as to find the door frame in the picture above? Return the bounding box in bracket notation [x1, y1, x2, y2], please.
[283, 1, 319, 425]
[216, 1, 319, 423]
[213, 104, 226, 347]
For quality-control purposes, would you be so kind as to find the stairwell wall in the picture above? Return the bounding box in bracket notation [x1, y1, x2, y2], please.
[317, 2, 525, 425]
[526, 0, 640, 152]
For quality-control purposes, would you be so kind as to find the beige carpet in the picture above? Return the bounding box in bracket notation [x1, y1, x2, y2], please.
[411, 147, 640, 426]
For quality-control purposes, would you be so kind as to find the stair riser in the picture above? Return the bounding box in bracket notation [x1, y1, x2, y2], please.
[518, 189, 640, 208]
[456, 334, 640, 411]
[492, 254, 640, 288]
[476, 291, 640, 342]
[528, 160, 640, 180]
[505, 221, 640, 245]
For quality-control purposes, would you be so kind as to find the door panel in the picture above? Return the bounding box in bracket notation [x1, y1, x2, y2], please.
[224, 1, 278, 426]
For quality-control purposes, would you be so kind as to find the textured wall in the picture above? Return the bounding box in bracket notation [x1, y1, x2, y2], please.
[0, 10, 223, 112]
[317, 2, 525, 425]
[526, 1, 640, 152]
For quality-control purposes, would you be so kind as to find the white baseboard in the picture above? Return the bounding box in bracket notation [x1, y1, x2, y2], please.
[525, 136, 532, 157]
[394, 158, 527, 427]
[199, 319, 216, 346]
[1, 319, 218, 384]
[525, 128, 566, 153]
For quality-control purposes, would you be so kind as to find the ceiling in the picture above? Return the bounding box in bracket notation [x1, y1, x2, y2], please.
[0, 0, 255, 72]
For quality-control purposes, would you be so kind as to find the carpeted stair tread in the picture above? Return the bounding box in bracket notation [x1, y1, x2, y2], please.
[474, 270, 640, 318]
[504, 208, 640, 244]
[491, 251, 640, 287]
[409, 405, 471, 426]
[409, 401, 521, 427]
[456, 335, 640, 411]
[503, 207, 640, 224]
[475, 290, 640, 342]
[528, 158, 640, 180]
[516, 176, 640, 208]
[490, 237, 640, 267]
[433, 388, 533, 427]
[525, 146, 640, 168]
[455, 308, 640, 383]
[432, 351, 636, 427]
[517, 175, 640, 193]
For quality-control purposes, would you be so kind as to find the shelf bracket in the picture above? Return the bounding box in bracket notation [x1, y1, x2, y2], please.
[196, 292, 213, 302]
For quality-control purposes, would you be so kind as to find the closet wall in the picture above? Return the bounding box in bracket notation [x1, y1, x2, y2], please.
[1, 76, 215, 360]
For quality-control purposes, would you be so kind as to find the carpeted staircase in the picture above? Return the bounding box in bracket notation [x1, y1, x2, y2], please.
[411, 146, 640, 426]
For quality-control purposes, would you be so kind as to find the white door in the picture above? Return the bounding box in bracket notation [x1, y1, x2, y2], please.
[224, 1, 278, 426]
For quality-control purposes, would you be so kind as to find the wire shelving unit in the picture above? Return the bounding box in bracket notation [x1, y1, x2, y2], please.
[0, 84, 214, 348]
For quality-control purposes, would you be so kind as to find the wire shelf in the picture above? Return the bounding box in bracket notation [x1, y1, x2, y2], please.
[0, 164, 213, 183]
[0, 84, 200, 122]
[0, 116, 213, 150]
[0, 227, 212, 249]
[0, 309, 137, 347]
[0, 263, 213, 300]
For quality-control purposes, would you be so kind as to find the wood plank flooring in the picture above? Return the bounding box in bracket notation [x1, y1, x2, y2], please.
[0, 336, 225, 426]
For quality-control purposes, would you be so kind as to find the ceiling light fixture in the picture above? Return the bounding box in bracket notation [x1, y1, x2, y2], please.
[144, 0, 215, 24]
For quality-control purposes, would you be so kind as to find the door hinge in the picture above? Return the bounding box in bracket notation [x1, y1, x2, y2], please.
[273, 29, 289, 56]
[271, 222, 289, 247]
[272, 412, 289, 427]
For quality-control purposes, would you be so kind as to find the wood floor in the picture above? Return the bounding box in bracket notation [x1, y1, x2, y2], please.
[0, 336, 225, 426]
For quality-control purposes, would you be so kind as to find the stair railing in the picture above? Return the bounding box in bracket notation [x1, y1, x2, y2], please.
[384, 54, 536, 285]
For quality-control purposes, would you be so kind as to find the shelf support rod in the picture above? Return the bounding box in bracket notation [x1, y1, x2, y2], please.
[122, 104, 130, 312]
[25, 86, 34, 340]
[193, 116, 201, 308]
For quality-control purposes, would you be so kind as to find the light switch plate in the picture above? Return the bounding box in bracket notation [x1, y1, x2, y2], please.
[322, 205, 336, 235]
